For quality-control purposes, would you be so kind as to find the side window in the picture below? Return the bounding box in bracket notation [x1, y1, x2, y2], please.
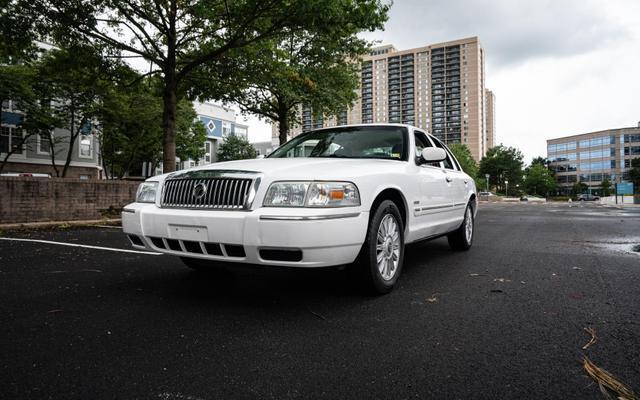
[413, 130, 432, 158]
[431, 137, 456, 170]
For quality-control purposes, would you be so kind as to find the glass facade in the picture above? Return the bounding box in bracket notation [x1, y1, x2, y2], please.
[547, 128, 639, 196]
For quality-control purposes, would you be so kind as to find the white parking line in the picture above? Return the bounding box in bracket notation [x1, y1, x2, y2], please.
[0, 237, 161, 255]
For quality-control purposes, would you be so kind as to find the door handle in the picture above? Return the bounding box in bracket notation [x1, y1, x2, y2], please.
[445, 176, 452, 183]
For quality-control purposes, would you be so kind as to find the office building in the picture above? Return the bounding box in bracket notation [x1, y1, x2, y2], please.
[272, 37, 493, 161]
[547, 124, 640, 195]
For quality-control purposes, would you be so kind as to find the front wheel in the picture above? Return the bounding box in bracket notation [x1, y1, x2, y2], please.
[354, 200, 405, 295]
[447, 204, 474, 251]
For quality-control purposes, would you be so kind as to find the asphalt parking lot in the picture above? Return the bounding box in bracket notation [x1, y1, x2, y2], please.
[1, 202, 639, 400]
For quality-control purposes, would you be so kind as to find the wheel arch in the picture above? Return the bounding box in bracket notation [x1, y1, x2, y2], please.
[370, 187, 409, 232]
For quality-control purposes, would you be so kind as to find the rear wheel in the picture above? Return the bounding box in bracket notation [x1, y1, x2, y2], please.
[353, 200, 404, 295]
[447, 204, 474, 251]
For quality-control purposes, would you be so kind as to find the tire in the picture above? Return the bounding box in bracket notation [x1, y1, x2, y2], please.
[180, 256, 228, 273]
[353, 200, 405, 295]
[447, 203, 474, 251]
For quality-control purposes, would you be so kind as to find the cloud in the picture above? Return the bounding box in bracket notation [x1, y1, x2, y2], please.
[366, 0, 630, 68]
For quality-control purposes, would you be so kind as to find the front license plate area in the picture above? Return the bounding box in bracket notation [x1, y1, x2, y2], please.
[168, 225, 208, 242]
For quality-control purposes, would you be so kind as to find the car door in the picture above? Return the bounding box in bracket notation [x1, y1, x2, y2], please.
[411, 130, 455, 239]
[431, 136, 468, 228]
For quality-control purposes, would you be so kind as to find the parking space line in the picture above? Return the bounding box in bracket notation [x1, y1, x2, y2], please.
[0, 237, 162, 255]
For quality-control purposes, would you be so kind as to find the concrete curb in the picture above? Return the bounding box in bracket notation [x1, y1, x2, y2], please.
[0, 218, 122, 231]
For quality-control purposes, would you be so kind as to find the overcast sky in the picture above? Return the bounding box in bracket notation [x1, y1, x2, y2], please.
[247, 0, 640, 162]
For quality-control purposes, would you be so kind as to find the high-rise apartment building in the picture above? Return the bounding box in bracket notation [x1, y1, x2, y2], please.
[273, 37, 494, 161]
[547, 125, 640, 195]
[485, 89, 496, 150]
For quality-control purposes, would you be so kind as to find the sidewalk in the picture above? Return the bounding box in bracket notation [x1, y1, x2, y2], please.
[0, 218, 121, 231]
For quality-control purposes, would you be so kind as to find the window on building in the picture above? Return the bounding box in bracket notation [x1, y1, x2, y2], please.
[222, 121, 231, 137]
[38, 132, 52, 154]
[0, 126, 24, 155]
[204, 141, 211, 163]
[79, 134, 92, 158]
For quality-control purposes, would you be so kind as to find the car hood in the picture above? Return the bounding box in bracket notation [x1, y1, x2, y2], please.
[179, 157, 408, 181]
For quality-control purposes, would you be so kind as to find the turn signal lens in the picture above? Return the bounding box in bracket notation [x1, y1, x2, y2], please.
[262, 181, 360, 208]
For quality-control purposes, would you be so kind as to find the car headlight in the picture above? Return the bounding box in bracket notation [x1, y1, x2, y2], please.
[263, 181, 360, 207]
[136, 181, 158, 203]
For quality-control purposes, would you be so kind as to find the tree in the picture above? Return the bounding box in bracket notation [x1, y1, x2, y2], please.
[572, 182, 588, 196]
[36, 45, 112, 177]
[99, 73, 206, 178]
[600, 176, 613, 197]
[629, 158, 640, 194]
[217, 135, 256, 162]
[0, 4, 40, 174]
[478, 145, 524, 193]
[33, 0, 389, 172]
[211, 4, 388, 145]
[448, 143, 478, 178]
[523, 163, 556, 196]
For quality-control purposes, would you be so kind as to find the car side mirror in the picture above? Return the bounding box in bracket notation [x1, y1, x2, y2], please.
[256, 154, 265, 159]
[419, 147, 447, 164]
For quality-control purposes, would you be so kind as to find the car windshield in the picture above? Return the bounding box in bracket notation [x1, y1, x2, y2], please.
[268, 126, 408, 161]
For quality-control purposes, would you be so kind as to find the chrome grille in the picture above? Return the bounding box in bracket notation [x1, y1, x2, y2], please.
[161, 178, 254, 209]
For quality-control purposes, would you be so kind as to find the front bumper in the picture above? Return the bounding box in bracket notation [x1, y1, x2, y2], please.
[122, 203, 369, 267]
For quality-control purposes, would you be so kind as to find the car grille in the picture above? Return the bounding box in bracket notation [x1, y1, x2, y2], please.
[161, 177, 254, 209]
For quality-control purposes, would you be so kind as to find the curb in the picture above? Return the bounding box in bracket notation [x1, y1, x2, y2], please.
[0, 218, 122, 231]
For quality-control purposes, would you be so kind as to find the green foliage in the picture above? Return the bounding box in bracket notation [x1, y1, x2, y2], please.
[530, 156, 551, 170]
[34, 0, 389, 171]
[100, 75, 206, 178]
[217, 135, 257, 162]
[478, 145, 525, 193]
[189, 2, 389, 144]
[600, 176, 613, 197]
[572, 182, 588, 196]
[523, 163, 556, 196]
[448, 144, 478, 178]
[35, 45, 116, 176]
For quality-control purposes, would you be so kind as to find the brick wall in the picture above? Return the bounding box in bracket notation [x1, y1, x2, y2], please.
[0, 177, 140, 224]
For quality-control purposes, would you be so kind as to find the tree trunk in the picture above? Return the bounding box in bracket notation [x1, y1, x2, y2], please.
[161, 78, 177, 172]
[278, 110, 289, 146]
[162, 3, 178, 173]
[46, 131, 60, 177]
[61, 104, 78, 178]
[0, 133, 33, 174]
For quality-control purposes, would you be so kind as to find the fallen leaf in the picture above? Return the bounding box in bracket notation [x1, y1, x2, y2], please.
[583, 327, 597, 350]
[583, 356, 636, 400]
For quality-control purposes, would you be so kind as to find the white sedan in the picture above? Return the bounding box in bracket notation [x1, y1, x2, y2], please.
[123, 124, 477, 294]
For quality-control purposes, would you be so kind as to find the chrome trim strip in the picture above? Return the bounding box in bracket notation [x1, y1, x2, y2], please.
[260, 212, 361, 221]
[420, 204, 452, 211]
[453, 202, 467, 207]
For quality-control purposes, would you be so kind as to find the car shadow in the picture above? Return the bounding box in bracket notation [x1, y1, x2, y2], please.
[111, 236, 462, 310]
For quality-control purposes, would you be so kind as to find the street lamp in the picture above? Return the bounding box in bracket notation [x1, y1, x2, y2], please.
[485, 174, 490, 192]
[505, 180, 509, 197]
